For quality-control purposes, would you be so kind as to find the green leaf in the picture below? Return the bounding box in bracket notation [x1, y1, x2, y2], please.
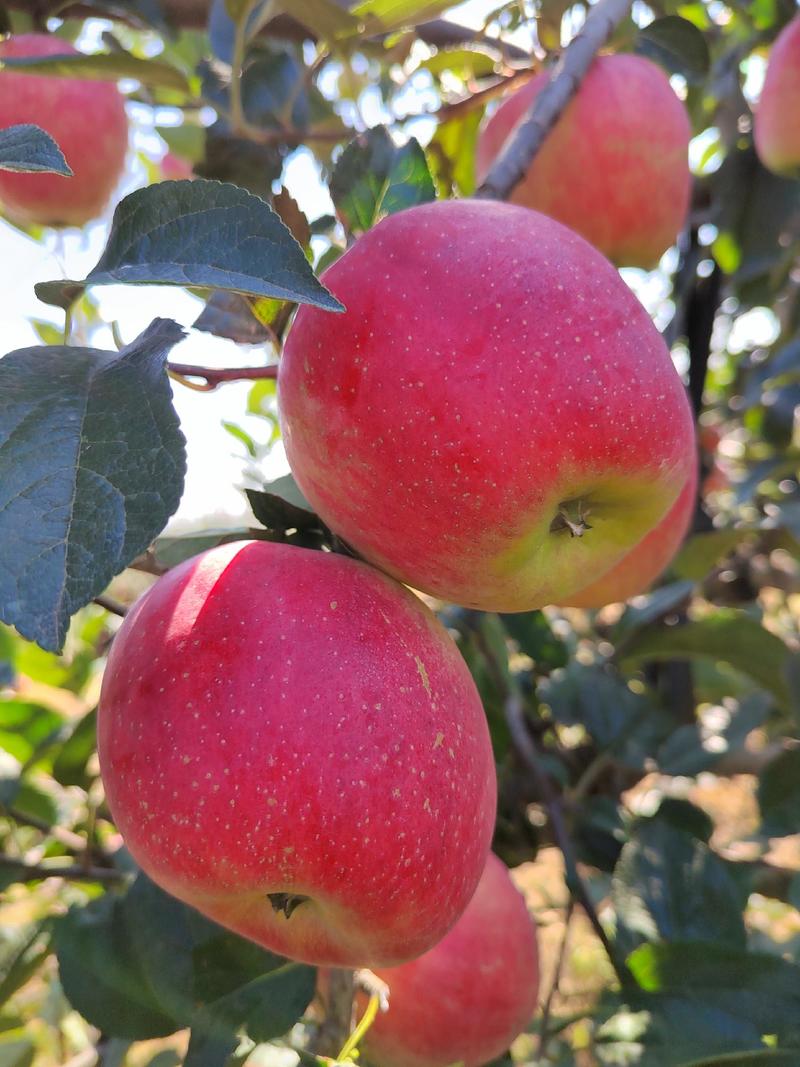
[626, 942, 800, 1046]
[673, 529, 749, 581]
[260, 472, 314, 513]
[618, 610, 792, 712]
[35, 180, 343, 314]
[0, 701, 63, 764]
[0, 125, 72, 176]
[0, 921, 51, 1006]
[351, 0, 455, 33]
[656, 693, 770, 777]
[0, 1030, 34, 1067]
[499, 611, 567, 670]
[612, 819, 746, 959]
[193, 291, 275, 345]
[757, 748, 800, 837]
[427, 108, 482, 198]
[51, 708, 97, 788]
[272, 0, 360, 39]
[635, 15, 710, 83]
[57, 873, 315, 1044]
[0, 318, 187, 652]
[0, 50, 190, 92]
[330, 127, 436, 235]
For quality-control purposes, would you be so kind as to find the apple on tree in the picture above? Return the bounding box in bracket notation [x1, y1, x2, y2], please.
[97, 539, 497, 968]
[0, 33, 128, 226]
[754, 14, 800, 178]
[337, 852, 540, 1067]
[279, 199, 696, 614]
[475, 54, 691, 269]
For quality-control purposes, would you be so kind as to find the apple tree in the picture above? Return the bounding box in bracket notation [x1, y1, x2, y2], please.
[0, 0, 799, 1065]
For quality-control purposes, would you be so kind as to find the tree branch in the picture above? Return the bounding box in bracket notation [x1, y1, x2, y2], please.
[0, 854, 125, 884]
[537, 899, 574, 1059]
[477, 0, 633, 201]
[93, 593, 128, 617]
[167, 362, 278, 390]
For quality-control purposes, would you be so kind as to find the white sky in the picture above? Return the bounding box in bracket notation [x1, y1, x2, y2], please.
[0, 1, 771, 535]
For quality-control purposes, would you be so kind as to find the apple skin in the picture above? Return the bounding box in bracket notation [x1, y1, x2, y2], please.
[97, 540, 496, 968]
[279, 199, 696, 613]
[475, 54, 691, 269]
[160, 151, 194, 181]
[754, 15, 800, 178]
[557, 466, 697, 608]
[0, 34, 128, 226]
[354, 853, 539, 1067]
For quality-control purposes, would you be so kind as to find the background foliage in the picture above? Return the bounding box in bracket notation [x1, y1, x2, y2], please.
[1, 0, 800, 1065]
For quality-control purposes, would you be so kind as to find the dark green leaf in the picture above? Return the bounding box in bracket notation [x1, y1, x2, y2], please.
[0, 125, 72, 176]
[193, 291, 274, 344]
[0, 780, 57, 827]
[0, 50, 189, 92]
[635, 16, 710, 82]
[627, 942, 800, 1045]
[0, 319, 186, 651]
[51, 709, 97, 788]
[330, 126, 436, 234]
[758, 748, 800, 837]
[618, 610, 792, 712]
[0, 700, 63, 764]
[246, 487, 319, 533]
[612, 819, 746, 958]
[35, 181, 343, 313]
[499, 611, 567, 670]
[673, 529, 749, 581]
[183, 1030, 237, 1067]
[656, 693, 771, 777]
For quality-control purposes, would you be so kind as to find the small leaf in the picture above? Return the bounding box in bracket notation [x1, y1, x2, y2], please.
[271, 0, 361, 40]
[499, 611, 568, 670]
[330, 126, 436, 235]
[0, 318, 187, 652]
[635, 15, 710, 82]
[193, 291, 275, 345]
[0, 50, 189, 92]
[0, 124, 72, 176]
[758, 748, 800, 838]
[351, 0, 455, 34]
[673, 528, 749, 581]
[618, 610, 792, 712]
[51, 708, 97, 788]
[35, 180, 343, 313]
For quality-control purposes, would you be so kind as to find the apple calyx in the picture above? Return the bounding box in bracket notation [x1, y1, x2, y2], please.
[267, 892, 309, 919]
[550, 499, 593, 538]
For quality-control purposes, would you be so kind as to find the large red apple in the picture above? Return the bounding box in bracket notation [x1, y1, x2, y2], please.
[354, 852, 539, 1067]
[279, 200, 696, 613]
[98, 540, 496, 967]
[0, 34, 128, 226]
[475, 54, 691, 269]
[559, 466, 697, 608]
[754, 15, 800, 178]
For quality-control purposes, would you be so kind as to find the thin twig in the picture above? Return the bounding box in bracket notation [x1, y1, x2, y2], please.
[0, 854, 125, 884]
[430, 67, 538, 125]
[314, 969, 356, 1058]
[468, 618, 629, 986]
[477, 0, 633, 200]
[537, 899, 574, 1058]
[93, 594, 128, 617]
[1, 806, 105, 858]
[168, 362, 278, 390]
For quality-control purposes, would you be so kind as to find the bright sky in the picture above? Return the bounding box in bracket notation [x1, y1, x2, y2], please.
[0, 1, 772, 535]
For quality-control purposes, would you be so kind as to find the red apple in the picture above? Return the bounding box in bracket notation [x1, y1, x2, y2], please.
[558, 466, 696, 608]
[356, 852, 540, 1067]
[0, 33, 128, 226]
[475, 54, 691, 269]
[279, 199, 696, 613]
[754, 15, 800, 178]
[98, 540, 496, 968]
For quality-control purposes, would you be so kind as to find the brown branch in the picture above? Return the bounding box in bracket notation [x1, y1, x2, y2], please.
[2, 805, 106, 858]
[93, 593, 128, 617]
[167, 362, 278, 390]
[477, 0, 634, 201]
[0, 853, 125, 884]
[313, 969, 355, 1058]
[537, 899, 574, 1058]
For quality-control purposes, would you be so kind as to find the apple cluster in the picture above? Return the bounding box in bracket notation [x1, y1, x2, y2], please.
[3, 24, 794, 1067]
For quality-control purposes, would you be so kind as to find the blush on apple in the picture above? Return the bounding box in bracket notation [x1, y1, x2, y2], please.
[0, 34, 128, 227]
[98, 540, 497, 968]
[279, 199, 696, 613]
[476, 54, 691, 269]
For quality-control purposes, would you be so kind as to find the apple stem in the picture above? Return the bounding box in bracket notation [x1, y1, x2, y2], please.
[267, 891, 309, 918]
